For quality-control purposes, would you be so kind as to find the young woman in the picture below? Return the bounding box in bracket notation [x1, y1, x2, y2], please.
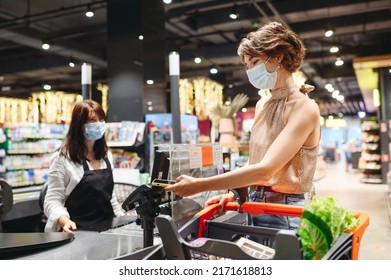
[166, 22, 321, 230]
[44, 100, 123, 232]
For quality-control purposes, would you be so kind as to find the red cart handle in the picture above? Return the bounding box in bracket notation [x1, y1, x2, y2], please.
[195, 201, 369, 260]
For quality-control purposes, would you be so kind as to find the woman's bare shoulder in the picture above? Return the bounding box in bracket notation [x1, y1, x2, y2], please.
[290, 93, 319, 114]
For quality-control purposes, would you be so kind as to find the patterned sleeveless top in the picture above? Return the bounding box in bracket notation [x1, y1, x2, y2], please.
[248, 86, 319, 194]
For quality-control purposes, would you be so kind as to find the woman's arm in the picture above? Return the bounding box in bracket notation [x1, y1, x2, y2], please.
[44, 153, 72, 232]
[166, 99, 320, 197]
[107, 149, 125, 216]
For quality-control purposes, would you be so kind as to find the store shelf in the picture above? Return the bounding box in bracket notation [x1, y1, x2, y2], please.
[107, 141, 138, 147]
[359, 118, 389, 184]
[1, 123, 67, 221]
[360, 177, 383, 184]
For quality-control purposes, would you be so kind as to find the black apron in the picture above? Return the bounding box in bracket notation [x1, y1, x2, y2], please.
[65, 157, 115, 229]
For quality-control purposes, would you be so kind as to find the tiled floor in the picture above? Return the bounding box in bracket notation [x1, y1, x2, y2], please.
[314, 161, 391, 260]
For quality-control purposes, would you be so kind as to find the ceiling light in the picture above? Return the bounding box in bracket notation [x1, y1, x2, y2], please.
[1, 86, 11, 92]
[85, 6, 94, 17]
[210, 67, 218, 74]
[330, 46, 339, 53]
[325, 83, 334, 92]
[335, 57, 344, 66]
[389, 68, 391, 74]
[41, 42, 50, 50]
[146, 80, 154, 85]
[163, 0, 172, 4]
[325, 83, 333, 90]
[325, 29, 333, 37]
[229, 12, 238, 20]
[324, 28, 334, 37]
[138, 35, 144, 40]
[358, 111, 366, 118]
[337, 95, 344, 101]
[228, 84, 233, 88]
[68, 58, 75, 68]
[332, 90, 340, 98]
[43, 84, 51, 90]
[194, 57, 201, 64]
[229, 5, 238, 20]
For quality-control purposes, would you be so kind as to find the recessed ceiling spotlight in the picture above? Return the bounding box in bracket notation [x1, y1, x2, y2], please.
[335, 57, 344, 66]
[146, 80, 154, 85]
[210, 67, 218, 74]
[86, 10, 95, 17]
[229, 12, 238, 20]
[138, 35, 144, 40]
[325, 83, 334, 92]
[324, 28, 334, 37]
[42, 42, 50, 50]
[69, 62, 75, 67]
[43, 84, 51, 90]
[330, 46, 339, 53]
[194, 57, 202, 64]
[358, 111, 366, 118]
[163, 0, 172, 4]
[229, 5, 239, 20]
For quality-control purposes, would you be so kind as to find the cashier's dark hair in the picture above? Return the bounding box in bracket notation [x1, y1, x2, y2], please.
[59, 99, 108, 164]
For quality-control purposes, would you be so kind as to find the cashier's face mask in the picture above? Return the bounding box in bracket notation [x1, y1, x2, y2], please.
[246, 57, 279, 90]
[84, 122, 106, 141]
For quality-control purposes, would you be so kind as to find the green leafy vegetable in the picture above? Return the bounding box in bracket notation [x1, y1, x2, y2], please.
[297, 196, 359, 260]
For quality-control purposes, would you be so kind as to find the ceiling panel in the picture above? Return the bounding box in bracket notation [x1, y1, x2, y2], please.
[0, 0, 389, 118]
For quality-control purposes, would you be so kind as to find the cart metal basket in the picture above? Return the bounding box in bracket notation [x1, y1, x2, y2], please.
[156, 201, 369, 260]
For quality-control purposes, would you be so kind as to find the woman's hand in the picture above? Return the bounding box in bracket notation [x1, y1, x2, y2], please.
[205, 191, 236, 211]
[165, 175, 201, 197]
[58, 215, 77, 232]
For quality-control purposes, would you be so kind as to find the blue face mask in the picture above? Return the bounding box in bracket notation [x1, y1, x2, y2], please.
[84, 122, 106, 141]
[246, 57, 278, 90]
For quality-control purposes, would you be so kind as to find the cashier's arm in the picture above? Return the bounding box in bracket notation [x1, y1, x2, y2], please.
[59, 215, 77, 232]
[165, 101, 320, 197]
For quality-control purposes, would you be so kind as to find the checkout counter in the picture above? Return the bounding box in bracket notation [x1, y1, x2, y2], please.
[0, 189, 202, 260]
[1, 218, 164, 260]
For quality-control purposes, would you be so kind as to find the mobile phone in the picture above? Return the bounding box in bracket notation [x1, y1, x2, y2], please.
[151, 179, 176, 188]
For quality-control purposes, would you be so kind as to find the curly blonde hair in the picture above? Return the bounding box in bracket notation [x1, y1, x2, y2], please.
[237, 22, 306, 73]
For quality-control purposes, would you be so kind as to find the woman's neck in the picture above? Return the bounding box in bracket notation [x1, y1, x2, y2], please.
[271, 71, 296, 91]
[85, 139, 96, 160]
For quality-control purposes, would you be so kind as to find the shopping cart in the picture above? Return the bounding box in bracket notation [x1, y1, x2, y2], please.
[155, 201, 369, 260]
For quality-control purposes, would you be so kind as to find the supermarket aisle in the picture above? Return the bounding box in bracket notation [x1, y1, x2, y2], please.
[314, 161, 391, 260]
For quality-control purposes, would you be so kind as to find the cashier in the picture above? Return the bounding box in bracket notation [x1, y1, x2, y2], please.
[44, 100, 123, 232]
